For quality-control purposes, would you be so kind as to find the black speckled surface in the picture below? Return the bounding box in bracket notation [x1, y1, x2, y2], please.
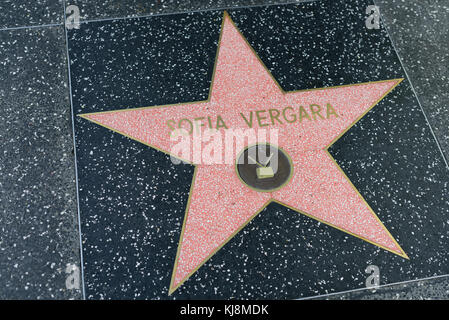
[0, 0, 63, 29]
[67, 0, 309, 21]
[0, 0, 448, 300]
[376, 0, 449, 161]
[68, 0, 449, 299]
[0, 26, 81, 299]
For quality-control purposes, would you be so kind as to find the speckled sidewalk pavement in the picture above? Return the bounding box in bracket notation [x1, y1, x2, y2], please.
[0, 0, 448, 300]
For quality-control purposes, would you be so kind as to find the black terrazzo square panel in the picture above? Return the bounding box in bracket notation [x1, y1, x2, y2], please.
[68, 0, 449, 299]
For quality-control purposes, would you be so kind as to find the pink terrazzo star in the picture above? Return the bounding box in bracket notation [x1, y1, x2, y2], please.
[80, 12, 407, 294]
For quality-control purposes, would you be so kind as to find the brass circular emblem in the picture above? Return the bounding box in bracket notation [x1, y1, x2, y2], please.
[236, 144, 293, 192]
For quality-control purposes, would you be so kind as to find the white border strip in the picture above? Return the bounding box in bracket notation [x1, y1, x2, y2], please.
[62, 0, 87, 300]
[0, 23, 62, 32]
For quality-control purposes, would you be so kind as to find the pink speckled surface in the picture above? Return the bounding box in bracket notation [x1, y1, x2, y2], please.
[83, 13, 405, 292]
